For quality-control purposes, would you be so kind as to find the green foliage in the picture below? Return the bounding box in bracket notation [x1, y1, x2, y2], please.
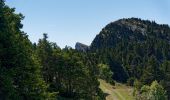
[140, 85, 150, 100]
[98, 64, 114, 84]
[0, 1, 50, 99]
[141, 56, 163, 84]
[149, 81, 167, 100]
[127, 77, 135, 86]
[160, 60, 170, 99]
[36, 35, 105, 99]
[134, 81, 167, 100]
[133, 79, 142, 98]
[37, 33, 55, 83]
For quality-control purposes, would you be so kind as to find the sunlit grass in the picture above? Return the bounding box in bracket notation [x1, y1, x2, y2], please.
[99, 79, 134, 100]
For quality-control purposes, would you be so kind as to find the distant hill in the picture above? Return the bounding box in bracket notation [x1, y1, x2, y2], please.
[89, 18, 170, 98]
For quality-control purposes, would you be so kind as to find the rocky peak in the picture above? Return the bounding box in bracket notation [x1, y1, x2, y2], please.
[75, 42, 89, 52]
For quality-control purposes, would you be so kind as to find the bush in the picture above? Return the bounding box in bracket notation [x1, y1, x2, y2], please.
[134, 80, 168, 100]
[127, 77, 135, 86]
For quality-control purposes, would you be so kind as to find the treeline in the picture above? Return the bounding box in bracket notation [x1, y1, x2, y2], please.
[90, 18, 170, 99]
[0, 1, 114, 99]
[35, 34, 106, 99]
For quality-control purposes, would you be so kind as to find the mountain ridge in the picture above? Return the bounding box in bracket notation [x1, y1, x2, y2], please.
[90, 18, 170, 49]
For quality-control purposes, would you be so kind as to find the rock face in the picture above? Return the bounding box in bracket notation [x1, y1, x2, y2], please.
[75, 42, 89, 52]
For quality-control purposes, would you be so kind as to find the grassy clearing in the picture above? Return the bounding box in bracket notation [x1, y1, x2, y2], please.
[99, 79, 134, 100]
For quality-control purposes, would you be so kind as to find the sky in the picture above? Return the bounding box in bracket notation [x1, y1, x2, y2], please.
[6, 0, 170, 48]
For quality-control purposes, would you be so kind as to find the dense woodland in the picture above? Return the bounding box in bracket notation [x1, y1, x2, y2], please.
[0, 0, 169, 100]
[90, 18, 170, 99]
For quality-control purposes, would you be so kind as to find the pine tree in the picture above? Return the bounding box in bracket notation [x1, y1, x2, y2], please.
[0, 1, 50, 99]
[37, 33, 54, 83]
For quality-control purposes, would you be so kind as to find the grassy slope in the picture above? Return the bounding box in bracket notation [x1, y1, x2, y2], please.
[99, 79, 134, 100]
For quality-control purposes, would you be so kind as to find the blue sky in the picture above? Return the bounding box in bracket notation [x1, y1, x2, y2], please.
[6, 0, 170, 48]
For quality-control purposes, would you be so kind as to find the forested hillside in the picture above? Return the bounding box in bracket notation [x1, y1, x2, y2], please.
[90, 18, 170, 99]
[0, 0, 169, 100]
